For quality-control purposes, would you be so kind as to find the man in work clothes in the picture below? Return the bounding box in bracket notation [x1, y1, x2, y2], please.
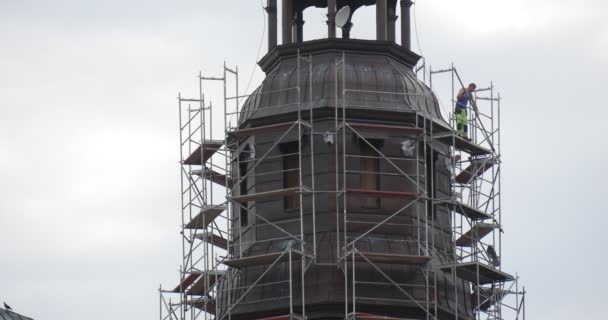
[455, 83, 477, 139]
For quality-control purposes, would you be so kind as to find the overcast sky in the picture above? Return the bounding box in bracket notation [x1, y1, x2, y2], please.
[0, 0, 606, 319]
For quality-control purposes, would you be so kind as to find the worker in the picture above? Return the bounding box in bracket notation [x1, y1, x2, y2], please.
[455, 83, 477, 139]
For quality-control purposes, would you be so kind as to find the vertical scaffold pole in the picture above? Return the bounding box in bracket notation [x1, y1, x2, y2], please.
[159, 287, 162, 320]
[309, 54, 317, 263]
[335, 55, 341, 266]
[352, 249, 356, 316]
[223, 62, 231, 320]
[289, 249, 293, 315]
[297, 50, 306, 317]
[516, 274, 520, 320]
[178, 93, 186, 320]
[498, 92, 503, 270]
[342, 51, 349, 317]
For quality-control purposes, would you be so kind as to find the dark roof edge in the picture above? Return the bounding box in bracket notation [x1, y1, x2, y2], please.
[0, 308, 35, 320]
[238, 107, 451, 134]
[259, 39, 422, 73]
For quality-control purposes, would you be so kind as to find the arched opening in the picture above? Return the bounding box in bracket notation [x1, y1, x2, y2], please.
[271, 0, 406, 45]
[302, 6, 329, 42]
[348, 5, 376, 40]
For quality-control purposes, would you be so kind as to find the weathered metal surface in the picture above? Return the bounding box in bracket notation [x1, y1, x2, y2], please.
[216, 39, 473, 320]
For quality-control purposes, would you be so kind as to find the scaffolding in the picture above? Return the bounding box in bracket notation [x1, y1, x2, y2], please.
[216, 54, 316, 320]
[334, 53, 436, 320]
[429, 65, 527, 320]
[160, 53, 526, 320]
[158, 70, 232, 320]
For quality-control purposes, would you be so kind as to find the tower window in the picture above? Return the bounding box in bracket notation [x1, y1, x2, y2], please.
[360, 139, 382, 208]
[282, 142, 300, 210]
[239, 148, 250, 227]
[426, 149, 438, 220]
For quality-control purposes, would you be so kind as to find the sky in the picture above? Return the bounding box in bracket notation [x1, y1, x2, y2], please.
[0, 0, 606, 319]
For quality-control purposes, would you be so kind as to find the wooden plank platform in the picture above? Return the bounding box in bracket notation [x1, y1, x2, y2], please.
[347, 220, 411, 235]
[433, 133, 491, 156]
[172, 272, 203, 293]
[257, 314, 306, 320]
[473, 287, 508, 311]
[349, 122, 424, 137]
[257, 316, 290, 320]
[441, 201, 491, 221]
[455, 158, 497, 184]
[191, 168, 229, 187]
[193, 231, 229, 250]
[346, 189, 422, 199]
[355, 252, 431, 265]
[223, 251, 301, 269]
[228, 121, 297, 138]
[231, 187, 299, 202]
[455, 223, 497, 247]
[185, 205, 226, 229]
[183, 140, 223, 165]
[187, 270, 226, 296]
[350, 312, 417, 320]
[186, 297, 215, 314]
[439, 262, 514, 284]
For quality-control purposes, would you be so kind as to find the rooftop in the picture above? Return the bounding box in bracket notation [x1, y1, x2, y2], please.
[0, 308, 34, 320]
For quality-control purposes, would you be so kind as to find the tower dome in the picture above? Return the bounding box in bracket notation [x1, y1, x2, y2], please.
[216, 1, 471, 319]
[160, 2, 526, 320]
[239, 39, 449, 132]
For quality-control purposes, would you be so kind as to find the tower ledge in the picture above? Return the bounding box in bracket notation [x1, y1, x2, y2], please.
[259, 38, 421, 73]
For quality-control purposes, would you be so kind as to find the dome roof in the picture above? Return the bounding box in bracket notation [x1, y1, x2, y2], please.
[239, 39, 450, 130]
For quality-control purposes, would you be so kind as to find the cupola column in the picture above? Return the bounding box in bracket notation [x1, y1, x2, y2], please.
[376, 0, 388, 40]
[295, 9, 305, 42]
[266, 0, 278, 49]
[327, 0, 337, 38]
[388, 5, 398, 42]
[400, 0, 413, 49]
[282, 0, 294, 44]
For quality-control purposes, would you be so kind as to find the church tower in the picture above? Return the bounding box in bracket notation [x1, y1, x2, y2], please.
[161, 2, 525, 320]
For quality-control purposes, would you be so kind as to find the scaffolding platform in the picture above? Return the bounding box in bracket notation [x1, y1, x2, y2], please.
[347, 220, 412, 235]
[185, 297, 216, 314]
[473, 287, 508, 311]
[346, 189, 422, 199]
[455, 223, 497, 247]
[349, 122, 424, 137]
[354, 252, 432, 266]
[348, 312, 417, 320]
[231, 187, 300, 202]
[439, 262, 514, 284]
[187, 270, 226, 296]
[172, 271, 203, 293]
[191, 168, 229, 187]
[185, 204, 226, 229]
[455, 158, 497, 184]
[433, 133, 491, 156]
[223, 251, 302, 269]
[439, 201, 491, 221]
[257, 314, 306, 320]
[228, 121, 297, 138]
[193, 231, 228, 250]
[183, 140, 223, 165]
